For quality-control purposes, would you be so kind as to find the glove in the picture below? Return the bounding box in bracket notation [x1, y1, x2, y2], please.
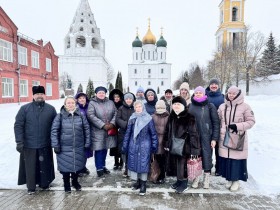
[16, 143, 24, 153]
[228, 124, 238, 134]
[54, 147, 61, 154]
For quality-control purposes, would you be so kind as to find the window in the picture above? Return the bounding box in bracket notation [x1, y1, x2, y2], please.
[134, 69, 137, 74]
[0, 39, 12, 62]
[20, 80, 28, 97]
[233, 33, 239, 49]
[31, 50, 39, 69]
[135, 81, 137, 86]
[92, 28, 94, 33]
[232, 7, 238, 21]
[148, 51, 150, 60]
[161, 81, 164, 86]
[2, 78, 13, 97]
[136, 52, 138, 60]
[161, 68, 164, 74]
[220, 10, 224, 24]
[161, 52, 163, 59]
[76, 36, 86, 47]
[46, 83, 52, 96]
[46, 58, 52, 72]
[148, 81, 151, 85]
[81, 19, 84, 22]
[148, 69, 151, 74]
[90, 20, 92, 24]
[18, 45, 28, 66]
[80, 27, 84, 31]
[32, 80, 40, 86]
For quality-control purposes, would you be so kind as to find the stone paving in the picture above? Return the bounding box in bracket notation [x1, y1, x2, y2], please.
[0, 159, 279, 209]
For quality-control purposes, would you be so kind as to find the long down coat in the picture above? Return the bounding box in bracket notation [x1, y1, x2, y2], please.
[188, 97, 220, 171]
[87, 97, 117, 151]
[122, 118, 158, 173]
[218, 92, 255, 160]
[51, 107, 91, 173]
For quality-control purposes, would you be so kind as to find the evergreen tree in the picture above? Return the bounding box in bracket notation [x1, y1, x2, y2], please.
[259, 33, 280, 76]
[115, 72, 120, 90]
[109, 83, 114, 92]
[86, 78, 95, 99]
[189, 65, 205, 89]
[157, 86, 160, 94]
[76, 83, 83, 94]
[115, 71, 124, 92]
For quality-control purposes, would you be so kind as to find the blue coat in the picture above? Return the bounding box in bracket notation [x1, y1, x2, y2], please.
[122, 118, 158, 173]
[51, 107, 91, 173]
[205, 87, 224, 109]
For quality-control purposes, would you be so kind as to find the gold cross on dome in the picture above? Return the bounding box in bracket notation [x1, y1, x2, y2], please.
[148, 17, 151, 28]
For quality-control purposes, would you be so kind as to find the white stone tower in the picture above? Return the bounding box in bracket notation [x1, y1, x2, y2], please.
[59, 0, 111, 92]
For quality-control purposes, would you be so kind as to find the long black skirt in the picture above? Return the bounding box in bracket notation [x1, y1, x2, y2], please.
[18, 147, 55, 189]
[219, 157, 248, 182]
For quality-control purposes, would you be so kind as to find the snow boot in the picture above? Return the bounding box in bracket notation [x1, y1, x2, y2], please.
[171, 180, 181, 189]
[132, 179, 141, 190]
[203, 172, 210, 189]
[71, 173, 81, 191]
[63, 173, 71, 193]
[176, 180, 188, 194]
[225, 181, 233, 189]
[230, 181, 240, 192]
[139, 180, 147, 196]
[192, 176, 200, 189]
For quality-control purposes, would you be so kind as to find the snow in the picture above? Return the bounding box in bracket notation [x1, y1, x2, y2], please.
[0, 95, 279, 195]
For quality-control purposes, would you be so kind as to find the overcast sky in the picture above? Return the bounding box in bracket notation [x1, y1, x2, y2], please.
[1, 0, 280, 85]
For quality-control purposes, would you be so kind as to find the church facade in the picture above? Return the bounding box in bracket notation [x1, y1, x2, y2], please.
[59, 0, 110, 92]
[128, 21, 171, 95]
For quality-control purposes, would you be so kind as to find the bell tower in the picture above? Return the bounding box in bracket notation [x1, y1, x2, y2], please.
[216, 0, 246, 50]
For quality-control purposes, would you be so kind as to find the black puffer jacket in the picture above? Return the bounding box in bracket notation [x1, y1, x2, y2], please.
[188, 96, 220, 171]
[51, 106, 91, 173]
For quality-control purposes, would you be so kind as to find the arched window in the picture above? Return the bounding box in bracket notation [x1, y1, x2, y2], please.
[232, 7, 238, 21]
[91, 38, 99, 48]
[92, 28, 94, 33]
[90, 20, 92, 24]
[76, 36, 86, 47]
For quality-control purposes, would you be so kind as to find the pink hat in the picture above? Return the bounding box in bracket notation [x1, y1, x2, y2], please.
[227, 86, 240, 94]
[194, 86, 205, 95]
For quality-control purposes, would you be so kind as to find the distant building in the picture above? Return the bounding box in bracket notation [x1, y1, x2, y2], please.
[216, 0, 246, 50]
[128, 20, 171, 95]
[0, 7, 59, 104]
[59, 0, 111, 92]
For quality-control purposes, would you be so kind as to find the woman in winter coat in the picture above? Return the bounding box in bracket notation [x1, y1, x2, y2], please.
[218, 86, 255, 192]
[144, 88, 158, 115]
[179, 82, 191, 105]
[87, 86, 117, 177]
[188, 86, 220, 189]
[51, 96, 91, 193]
[109, 89, 124, 170]
[122, 100, 158, 196]
[151, 100, 169, 184]
[165, 96, 200, 194]
[75, 92, 91, 176]
[116, 92, 136, 177]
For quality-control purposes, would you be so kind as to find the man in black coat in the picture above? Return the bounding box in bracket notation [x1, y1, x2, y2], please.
[14, 85, 57, 195]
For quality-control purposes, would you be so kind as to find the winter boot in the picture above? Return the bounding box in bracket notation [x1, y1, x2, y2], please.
[192, 176, 200, 189]
[113, 156, 119, 170]
[230, 181, 240, 192]
[132, 179, 141, 190]
[171, 180, 181, 189]
[97, 169, 104, 177]
[63, 173, 71, 193]
[27, 190, 35, 195]
[225, 181, 233, 189]
[203, 172, 210, 189]
[71, 173, 81, 191]
[139, 180, 147, 196]
[103, 167, 111, 174]
[176, 180, 188, 194]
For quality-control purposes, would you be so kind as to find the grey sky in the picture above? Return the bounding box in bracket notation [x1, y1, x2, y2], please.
[1, 0, 280, 86]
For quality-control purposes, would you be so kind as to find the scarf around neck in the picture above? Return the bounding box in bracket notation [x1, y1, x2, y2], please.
[130, 110, 152, 141]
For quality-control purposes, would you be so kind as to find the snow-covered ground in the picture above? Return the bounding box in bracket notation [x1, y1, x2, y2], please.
[0, 95, 279, 195]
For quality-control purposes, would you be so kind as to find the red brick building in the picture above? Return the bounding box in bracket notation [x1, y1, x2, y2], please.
[0, 7, 59, 104]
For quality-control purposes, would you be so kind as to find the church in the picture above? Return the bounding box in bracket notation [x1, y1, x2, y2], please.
[59, 0, 111, 92]
[128, 20, 171, 95]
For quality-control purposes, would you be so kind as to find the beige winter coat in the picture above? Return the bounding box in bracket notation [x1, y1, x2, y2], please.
[218, 92, 255, 159]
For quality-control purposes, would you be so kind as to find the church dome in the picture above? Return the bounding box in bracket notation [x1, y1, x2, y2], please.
[156, 35, 167, 47]
[142, 27, 156, 45]
[132, 36, 142, 47]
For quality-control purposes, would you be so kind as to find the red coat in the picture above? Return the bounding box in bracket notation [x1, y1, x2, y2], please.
[218, 93, 255, 159]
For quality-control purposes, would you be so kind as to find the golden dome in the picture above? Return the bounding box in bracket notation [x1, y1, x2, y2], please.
[142, 19, 156, 45]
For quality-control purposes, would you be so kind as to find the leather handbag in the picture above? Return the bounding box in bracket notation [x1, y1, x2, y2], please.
[170, 136, 185, 156]
[107, 127, 118, 136]
[149, 155, 161, 183]
[187, 156, 202, 181]
[223, 127, 245, 151]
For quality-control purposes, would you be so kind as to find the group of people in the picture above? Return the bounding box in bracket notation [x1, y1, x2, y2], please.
[14, 78, 255, 196]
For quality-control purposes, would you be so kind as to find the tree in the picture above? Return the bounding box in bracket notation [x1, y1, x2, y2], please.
[86, 78, 94, 99]
[107, 66, 115, 84]
[189, 65, 205, 89]
[258, 33, 280, 76]
[157, 86, 160, 94]
[109, 83, 114, 92]
[76, 83, 83, 94]
[172, 70, 190, 90]
[115, 71, 123, 92]
[59, 72, 73, 92]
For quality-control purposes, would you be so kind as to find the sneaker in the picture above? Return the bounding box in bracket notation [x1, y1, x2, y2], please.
[230, 181, 240, 192]
[176, 180, 188, 194]
[27, 190, 35, 195]
[203, 173, 210, 189]
[171, 180, 181, 189]
[192, 176, 200, 189]
[103, 167, 111, 174]
[225, 181, 233, 189]
[97, 170, 104, 177]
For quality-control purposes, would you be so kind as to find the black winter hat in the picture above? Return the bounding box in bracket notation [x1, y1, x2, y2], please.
[165, 89, 173, 94]
[172, 96, 186, 108]
[95, 86, 107, 94]
[32, 85, 45, 95]
[209, 78, 220, 86]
